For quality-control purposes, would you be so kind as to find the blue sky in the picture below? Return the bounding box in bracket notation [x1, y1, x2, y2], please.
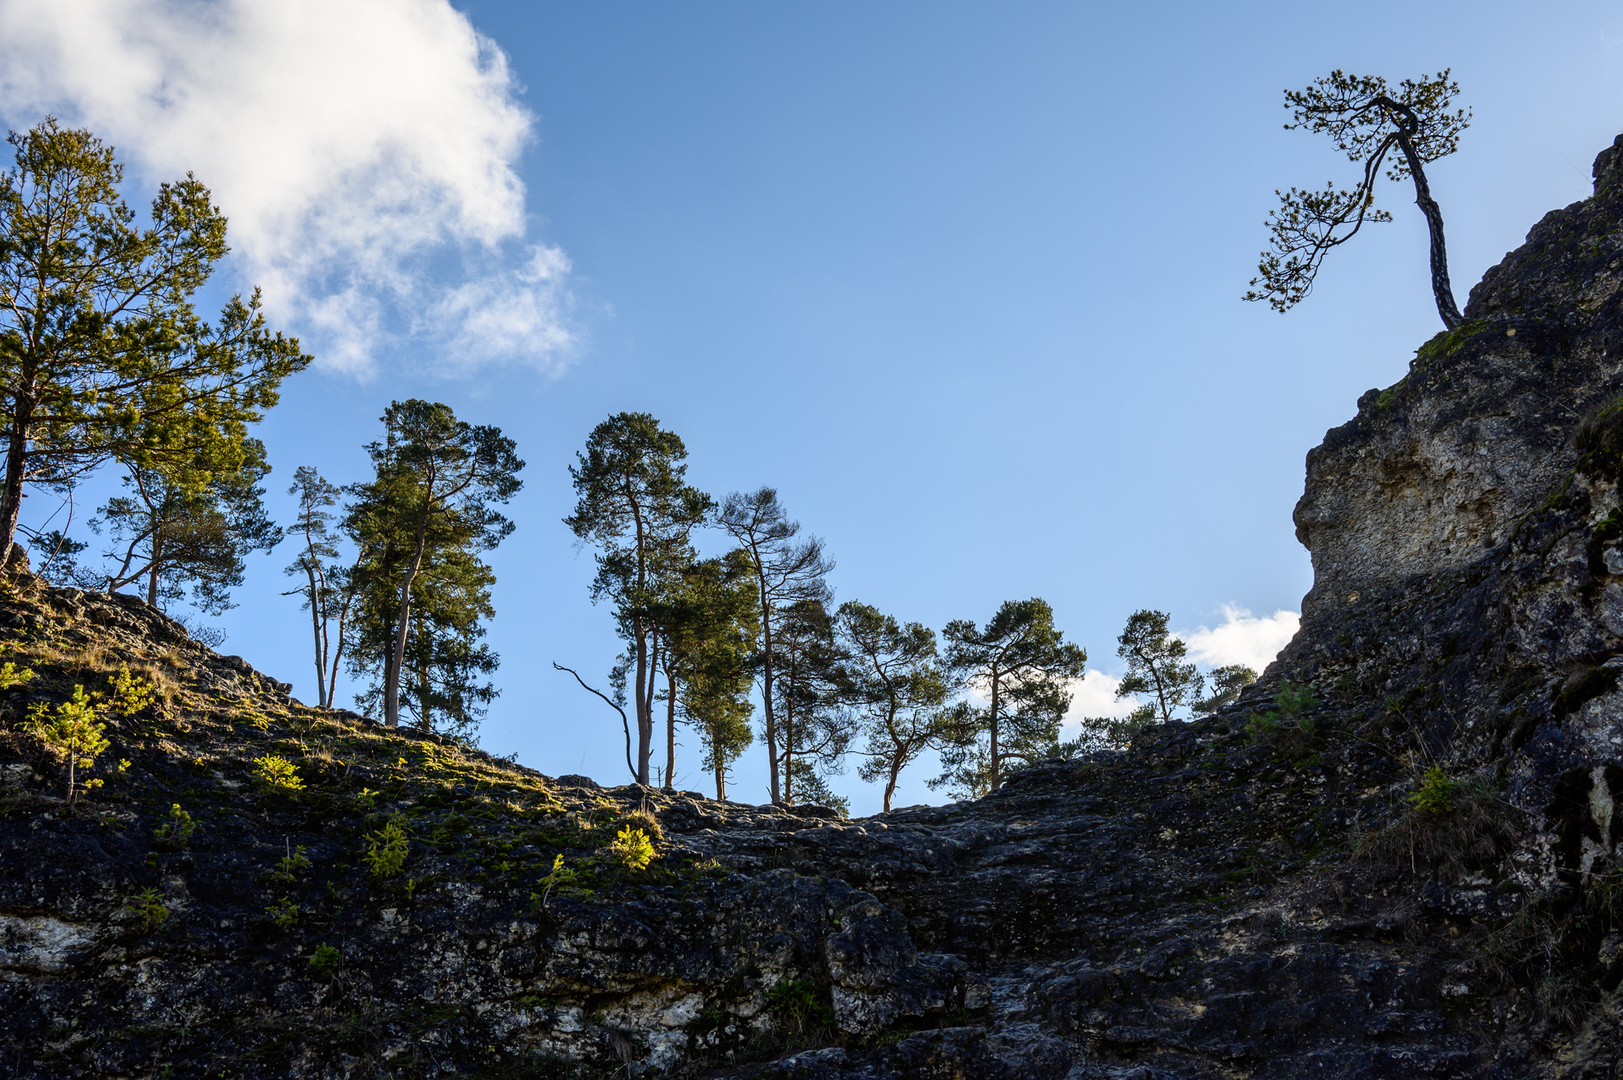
[2, 0, 1621, 813]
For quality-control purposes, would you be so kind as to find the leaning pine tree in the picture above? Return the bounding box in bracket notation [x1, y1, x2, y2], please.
[1114, 609, 1200, 726]
[1245, 70, 1471, 328]
[839, 600, 953, 813]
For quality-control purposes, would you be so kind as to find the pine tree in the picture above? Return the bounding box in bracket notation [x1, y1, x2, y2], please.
[566, 413, 710, 785]
[0, 119, 308, 567]
[717, 487, 832, 804]
[282, 466, 352, 709]
[1114, 609, 1200, 724]
[98, 445, 280, 614]
[659, 551, 758, 794]
[934, 598, 1086, 798]
[770, 599, 853, 808]
[346, 401, 521, 732]
[1246, 70, 1471, 328]
[839, 600, 952, 813]
[1192, 664, 1258, 715]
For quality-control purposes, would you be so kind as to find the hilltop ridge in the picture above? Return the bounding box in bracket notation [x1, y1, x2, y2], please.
[8, 136, 1623, 1079]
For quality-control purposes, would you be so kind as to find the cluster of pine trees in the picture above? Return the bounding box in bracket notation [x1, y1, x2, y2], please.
[559, 413, 1259, 812]
[0, 119, 525, 740]
[42, 394, 523, 742]
[1, 118, 1259, 813]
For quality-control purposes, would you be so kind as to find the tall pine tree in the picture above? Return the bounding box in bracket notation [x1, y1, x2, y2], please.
[934, 598, 1085, 798]
[718, 487, 832, 804]
[0, 119, 307, 567]
[346, 400, 521, 732]
[566, 413, 709, 785]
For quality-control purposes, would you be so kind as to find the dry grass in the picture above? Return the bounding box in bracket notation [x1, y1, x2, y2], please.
[1355, 778, 1525, 880]
[620, 805, 664, 843]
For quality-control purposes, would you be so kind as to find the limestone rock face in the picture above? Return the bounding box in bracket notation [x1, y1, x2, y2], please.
[8, 138, 1623, 1079]
[1294, 135, 1623, 623]
[1280, 134, 1623, 891]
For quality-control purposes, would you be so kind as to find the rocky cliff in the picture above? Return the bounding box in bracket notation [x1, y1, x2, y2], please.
[7, 138, 1623, 1080]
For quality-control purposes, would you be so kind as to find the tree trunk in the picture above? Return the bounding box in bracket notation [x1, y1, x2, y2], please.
[384, 512, 431, 728]
[781, 676, 794, 804]
[146, 531, 162, 607]
[327, 587, 351, 712]
[884, 759, 899, 813]
[987, 669, 1002, 792]
[665, 667, 677, 788]
[715, 757, 726, 801]
[0, 379, 34, 572]
[1395, 130, 1464, 329]
[629, 493, 652, 786]
[417, 647, 433, 731]
[632, 630, 656, 785]
[306, 564, 328, 708]
[1144, 652, 1172, 723]
[757, 566, 781, 804]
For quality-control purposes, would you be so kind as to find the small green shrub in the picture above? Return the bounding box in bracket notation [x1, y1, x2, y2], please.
[107, 664, 156, 717]
[766, 977, 834, 1032]
[1246, 680, 1317, 749]
[253, 754, 305, 793]
[1245, 712, 1280, 741]
[608, 826, 655, 872]
[0, 660, 35, 690]
[129, 887, 170, 932]
[308, 943, 341, 977]
[363, 818, 410, 878]
[267, 896, 300, 930]
[1409, 765, 1459, 815]
[532, 854, 579, 909]
[26, 685, 109, 803]
[153, 803, 196, 848]
[270, 843, 312, 885]
[1275, 680, 1316, 716]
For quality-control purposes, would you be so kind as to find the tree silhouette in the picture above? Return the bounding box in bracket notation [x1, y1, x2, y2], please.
[1246, 70, 1471, 328]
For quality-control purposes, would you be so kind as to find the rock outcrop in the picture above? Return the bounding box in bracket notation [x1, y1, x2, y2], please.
[7, 137, 1623, 1079]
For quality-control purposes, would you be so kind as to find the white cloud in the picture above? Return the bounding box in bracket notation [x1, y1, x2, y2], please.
[1182, 605, 1299, 673]
[1050, 669, 1135, 749]
[0, 0, 575, 377]
[1065, 669, 1135, 721]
